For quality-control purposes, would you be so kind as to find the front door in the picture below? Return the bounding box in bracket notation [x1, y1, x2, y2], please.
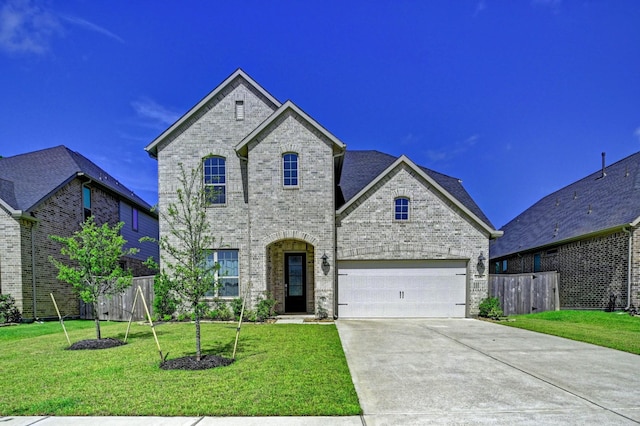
[285, 253, 306, 313]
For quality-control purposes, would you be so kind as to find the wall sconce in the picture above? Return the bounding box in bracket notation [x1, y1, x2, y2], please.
[321, 253, 330, 275]
[477, 252, 486, 276]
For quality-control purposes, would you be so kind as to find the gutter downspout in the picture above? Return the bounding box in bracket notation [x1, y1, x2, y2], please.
[31, 221, 37, 320]
[236, 153, 252, 308]
[623, 226, 632, 309]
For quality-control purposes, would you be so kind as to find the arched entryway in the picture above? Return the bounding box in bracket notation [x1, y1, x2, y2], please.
[266, 239, 315, 314]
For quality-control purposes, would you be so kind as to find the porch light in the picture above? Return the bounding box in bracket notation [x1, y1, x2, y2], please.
[477, 252, 486, 276]
[321, 253, 330, 275]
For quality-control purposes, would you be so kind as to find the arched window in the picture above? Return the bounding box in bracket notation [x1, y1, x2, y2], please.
[283, 153, 299, 187]
[203, 156, 226, 205]
[394, 197, 410, 221]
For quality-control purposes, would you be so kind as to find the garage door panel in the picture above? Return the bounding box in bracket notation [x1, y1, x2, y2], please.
[338, 260, 467, 318]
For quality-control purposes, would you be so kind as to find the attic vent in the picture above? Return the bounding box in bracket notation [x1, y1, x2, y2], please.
[625, 165, 629, 177]
[235, 100, 245, 121]
[597, 152, 606, 179]
[573, 191, 578, 200]
[555, 198, 559, 207]
[588, 204, 592, 214]
[553, 222, 559, 237]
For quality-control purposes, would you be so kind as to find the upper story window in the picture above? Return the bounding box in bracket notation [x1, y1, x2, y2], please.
[283, 153, 299, 187]
[394, 197, 410, 221]
[132, 207, 139, 232]
[203, 156, 226, 205]
[82, 186, 92, 220]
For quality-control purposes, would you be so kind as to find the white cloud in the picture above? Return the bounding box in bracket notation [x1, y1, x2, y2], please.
[59, 14, 124, 44]
[0, 0, 61, 54]
[131, 98, 181, 128]
[425, 134, 480, 163]
[634, 127, 640, 142]
[0, 0, 124, 55]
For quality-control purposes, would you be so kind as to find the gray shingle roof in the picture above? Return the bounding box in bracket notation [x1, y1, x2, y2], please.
[490, 151, 640, 259]
[0, 145, 152, 213]
[339, 150, 494, 228]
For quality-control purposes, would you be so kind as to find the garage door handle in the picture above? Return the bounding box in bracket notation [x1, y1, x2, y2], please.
[338, 303, 349, 306]
[455, 303, 466, 305]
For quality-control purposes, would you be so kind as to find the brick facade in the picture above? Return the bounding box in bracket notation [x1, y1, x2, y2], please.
[492, 229, 640, 310]
[337, 163, 490, 316]
[150, 70, 496, 318]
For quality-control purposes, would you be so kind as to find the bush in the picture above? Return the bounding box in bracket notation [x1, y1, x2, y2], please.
[152, 273, 178, 319]
[256, 293, 277, 322]
[208, 298, 233, 321]
[478, 297, 503, 319]
[231, 298, 244, 320]
[0, 294, 21, 323]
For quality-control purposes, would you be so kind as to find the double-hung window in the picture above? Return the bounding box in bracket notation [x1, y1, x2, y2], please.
[394, 197, 410, 221]
[283, 153, 299, 187]
[204, 250, 239, 297]
[203, 156, 226, 205]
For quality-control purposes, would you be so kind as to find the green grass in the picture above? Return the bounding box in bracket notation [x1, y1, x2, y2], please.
[0, 320, 361, 416]
[501, 310, 640, 354]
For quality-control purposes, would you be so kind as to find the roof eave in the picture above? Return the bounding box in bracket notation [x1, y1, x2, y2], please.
[145, 68, 282, 158]
[337, 155, 500, 237]
[490, 222, 635, 259]
[235, 100, 346, 157]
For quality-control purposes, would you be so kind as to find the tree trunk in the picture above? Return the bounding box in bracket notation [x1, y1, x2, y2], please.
[195, 314, 201, 361]
[94, 317, 101, 340]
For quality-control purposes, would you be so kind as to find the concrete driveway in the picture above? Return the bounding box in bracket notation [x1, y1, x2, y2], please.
[336, 319, 640, 425]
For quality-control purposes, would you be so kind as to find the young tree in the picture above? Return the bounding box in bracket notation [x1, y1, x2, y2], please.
[50, 217, 138, 339]
[144, 163, 220, 361]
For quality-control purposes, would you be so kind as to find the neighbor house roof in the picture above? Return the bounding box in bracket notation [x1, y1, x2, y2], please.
[490, 151, 640, 259]
[338, 150, 498, 235]
[0, 145, 153, 215]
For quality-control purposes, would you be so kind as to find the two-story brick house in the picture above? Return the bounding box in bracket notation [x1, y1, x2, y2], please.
[0, 146, 159, 320]
[146, 69, 501, 318]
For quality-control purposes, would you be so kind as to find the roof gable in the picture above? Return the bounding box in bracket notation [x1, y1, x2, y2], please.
[145, 69, 281, 157]
[235, 100, 346, 157]
[490, 151, 640, 258]
[0, 145, 153, 213]
[337, 152, 500, 237]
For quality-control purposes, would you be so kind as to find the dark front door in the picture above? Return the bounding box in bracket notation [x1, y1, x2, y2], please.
[285, 253, 306, 313]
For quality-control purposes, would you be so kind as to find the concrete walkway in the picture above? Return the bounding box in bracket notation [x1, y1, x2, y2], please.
[4, 318, 640, 425]
[336, 318, 640, 425]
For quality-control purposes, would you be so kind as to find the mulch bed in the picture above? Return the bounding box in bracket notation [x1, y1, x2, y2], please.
[160, 355, 234, 370]
[66, 338, 126, 350]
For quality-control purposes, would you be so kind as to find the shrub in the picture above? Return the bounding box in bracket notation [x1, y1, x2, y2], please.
[231, 298, 244, 320]
[255, 293, 277, 322]
[208, 298, 233, 321]
[0, 294, 21, 324]
[152, 273, 178, 319]
[478, 297, 503, 319]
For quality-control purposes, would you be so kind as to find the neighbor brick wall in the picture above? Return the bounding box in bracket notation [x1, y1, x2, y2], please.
[337, 163, 491, 316]
[0, 209, 24, 313]
[24, 180, 120, 319]
[492, 230, 630, 310]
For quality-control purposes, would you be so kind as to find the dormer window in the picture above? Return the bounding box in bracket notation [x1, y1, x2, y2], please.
[283, 153, 299, 187]
[394, 197, 410, 221]
[203, 156, 226, 205]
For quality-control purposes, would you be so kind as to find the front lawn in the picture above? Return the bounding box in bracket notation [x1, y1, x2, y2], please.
[0, 320, 361, 416]
[501, 310, 640, 354]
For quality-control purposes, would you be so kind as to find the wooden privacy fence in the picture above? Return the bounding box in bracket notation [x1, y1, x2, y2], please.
[80, 276, 155, 321]
[488, 271, 560, 315]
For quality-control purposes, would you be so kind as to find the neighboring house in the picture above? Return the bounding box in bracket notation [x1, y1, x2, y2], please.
[0, 146, 159, 320]
[145, 69, 501, 318]
[490, 152, 640, 310]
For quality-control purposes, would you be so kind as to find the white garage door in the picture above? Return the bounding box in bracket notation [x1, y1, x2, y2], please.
[338, 260, 467, 318]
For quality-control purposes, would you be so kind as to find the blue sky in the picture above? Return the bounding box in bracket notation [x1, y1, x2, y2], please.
[1, 0, 639, 229]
